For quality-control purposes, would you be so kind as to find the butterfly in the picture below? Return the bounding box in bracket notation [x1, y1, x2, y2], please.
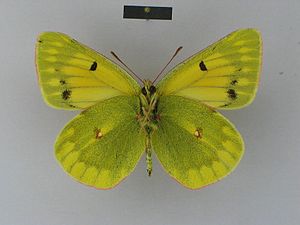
[35, 29, 262, 189]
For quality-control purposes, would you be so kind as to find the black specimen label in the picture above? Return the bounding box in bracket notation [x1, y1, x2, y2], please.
[123, 5, 172, 20]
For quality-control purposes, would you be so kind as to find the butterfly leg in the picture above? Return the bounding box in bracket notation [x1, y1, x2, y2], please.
[146, 136, 152, 176]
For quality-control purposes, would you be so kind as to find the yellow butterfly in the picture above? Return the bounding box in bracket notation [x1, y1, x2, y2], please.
[36, 29, 262, 189]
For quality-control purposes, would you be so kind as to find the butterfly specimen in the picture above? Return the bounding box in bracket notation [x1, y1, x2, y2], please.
[36, 29, 262, 189]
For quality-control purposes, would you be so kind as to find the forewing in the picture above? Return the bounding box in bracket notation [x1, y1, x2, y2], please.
[152, 96, 244, 189]
[157, 29, 262, 109]
[36, 32, 140, 110]
[55, 96, 145, 189]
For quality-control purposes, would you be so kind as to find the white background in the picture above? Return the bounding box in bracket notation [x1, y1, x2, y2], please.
[1, 0, 300, 225]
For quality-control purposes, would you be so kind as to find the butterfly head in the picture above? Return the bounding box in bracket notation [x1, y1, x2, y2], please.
[141, 80, 156, 97]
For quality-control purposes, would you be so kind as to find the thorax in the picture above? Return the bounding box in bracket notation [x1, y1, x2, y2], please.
[138, 80, 159, 134]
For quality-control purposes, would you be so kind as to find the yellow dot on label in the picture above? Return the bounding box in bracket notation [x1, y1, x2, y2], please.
[144, 7, 151, 13]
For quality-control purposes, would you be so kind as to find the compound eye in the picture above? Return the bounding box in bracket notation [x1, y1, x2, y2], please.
[141, 87, 147, 95]
[149, 85, 156, 95]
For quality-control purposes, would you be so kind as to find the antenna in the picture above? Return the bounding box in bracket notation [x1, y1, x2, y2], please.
[110, 51, 144, 83]
[152, 46, 183, 84]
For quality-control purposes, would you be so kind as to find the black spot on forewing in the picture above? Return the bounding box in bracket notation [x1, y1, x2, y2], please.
[60, 80, 66, 85]
[38, 40, 43, 43]
[230, 80, 238, 85]
[62, 89, 71, 100]
[90, 61, 97, 71]
[227, 89, 237, 100]
[199, 61, 207, 71]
